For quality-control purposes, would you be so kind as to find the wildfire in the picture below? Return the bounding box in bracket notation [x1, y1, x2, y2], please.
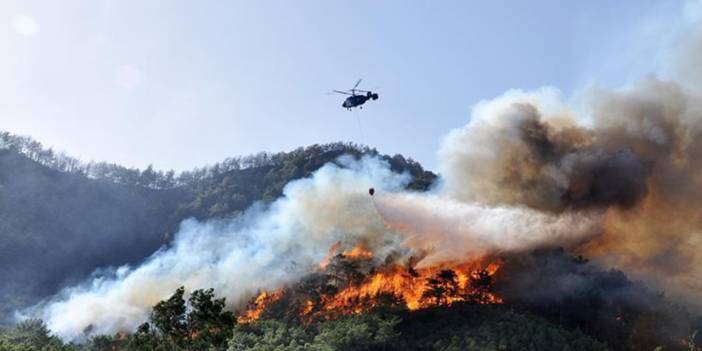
[320, 262, 502, 313]
[237, 289, 283, 323]
[318, 242, 342, 269]
[343, 244, 374, 260]
[318, 242, 373, 269]
[239, 243, 503, 323]
[300, 300, 315, 315]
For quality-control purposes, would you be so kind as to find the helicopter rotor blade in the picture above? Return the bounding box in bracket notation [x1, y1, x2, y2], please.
[332, 90, 352, 95]
[353, 78, 362, 90]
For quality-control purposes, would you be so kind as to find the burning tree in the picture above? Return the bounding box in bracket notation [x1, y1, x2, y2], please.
[421, 269, 460, 306]
[238, 242, 504, 323]
[326, 253, 366, 287]
[466, 269, 495, 304]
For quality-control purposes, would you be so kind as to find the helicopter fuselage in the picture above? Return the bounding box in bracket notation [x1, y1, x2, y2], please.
[334, 80, 379, 109]
[342, 94, 369, 108]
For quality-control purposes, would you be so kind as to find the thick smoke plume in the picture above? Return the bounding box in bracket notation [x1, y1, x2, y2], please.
[434, 2, 702, 301]
[437, 79, 702, 304]
[31, 1, 702, 340]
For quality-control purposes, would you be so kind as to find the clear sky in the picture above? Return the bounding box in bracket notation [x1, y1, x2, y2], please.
[0, 1, 687, 171]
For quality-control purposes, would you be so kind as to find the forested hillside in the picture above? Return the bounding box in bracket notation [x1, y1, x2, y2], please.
[0, 149, 188, 320]
[0, 133, 435, 322]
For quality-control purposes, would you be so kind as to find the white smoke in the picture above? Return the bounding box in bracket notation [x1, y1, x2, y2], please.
[31, 156, 407, 340]
[374, 193, 602, 267]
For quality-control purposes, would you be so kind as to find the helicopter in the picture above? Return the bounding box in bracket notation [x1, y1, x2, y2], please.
[333, 79, 379, 110]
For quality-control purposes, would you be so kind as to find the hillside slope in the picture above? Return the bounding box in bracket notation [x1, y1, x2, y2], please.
[0, 149, 188, 320]
[0, 142, 435, 321]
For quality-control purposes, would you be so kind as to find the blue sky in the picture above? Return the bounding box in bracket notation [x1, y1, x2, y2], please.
[0, 1, 687, 171]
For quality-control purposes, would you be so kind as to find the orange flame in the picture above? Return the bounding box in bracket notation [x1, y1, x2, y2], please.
[318, 242, 342, 270]
[240, 243, 502, 323]
[237, 289, 283, 323]
[342, 243, 374, 260]
[322, 262, 502, 313]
